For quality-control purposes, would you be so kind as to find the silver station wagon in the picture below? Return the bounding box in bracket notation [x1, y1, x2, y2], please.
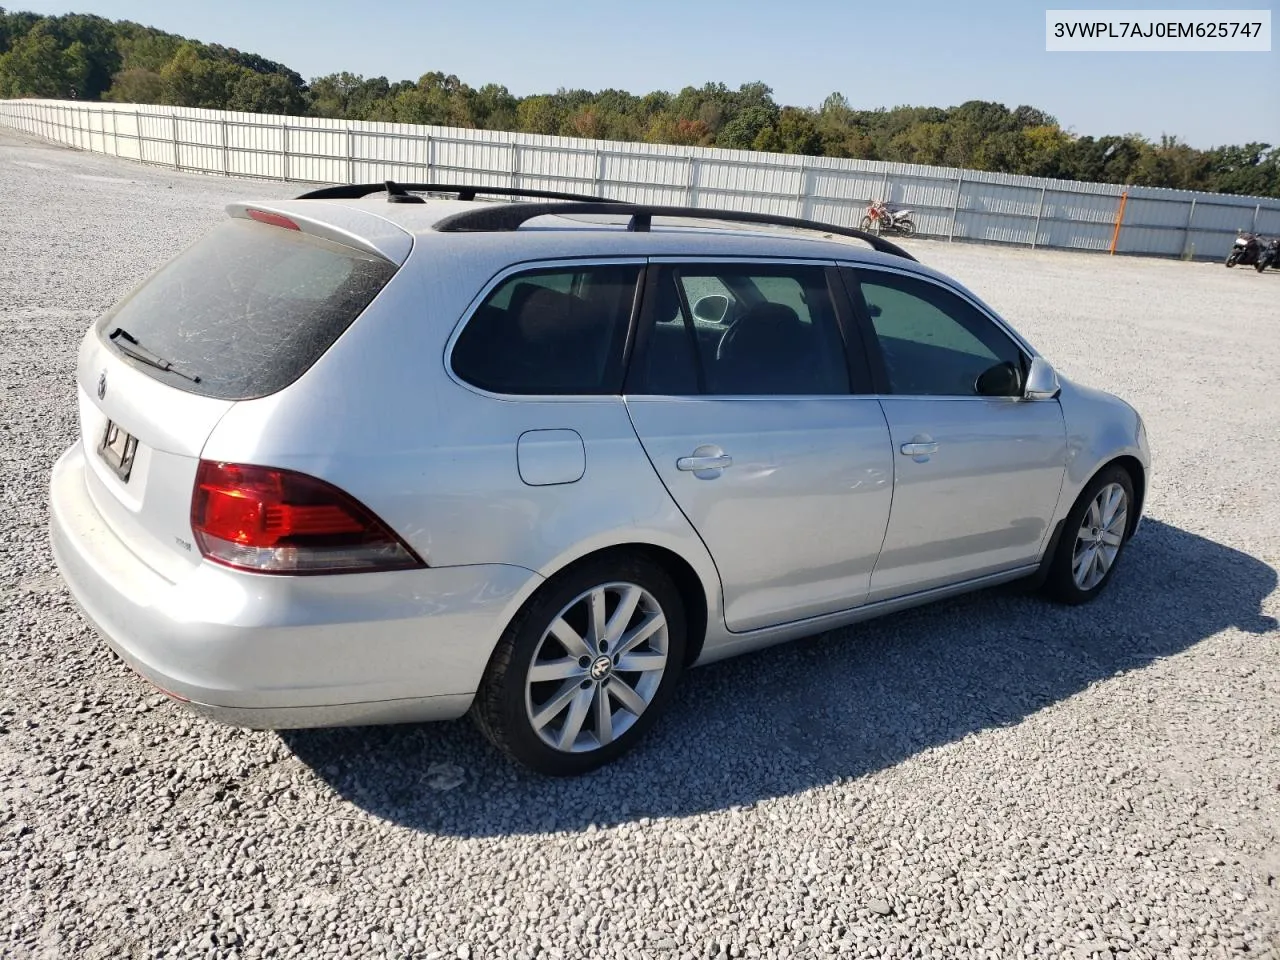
[50, 183, 1150, 774]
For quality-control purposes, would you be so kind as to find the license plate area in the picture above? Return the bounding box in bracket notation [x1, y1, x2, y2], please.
[97, 420, 138, 482]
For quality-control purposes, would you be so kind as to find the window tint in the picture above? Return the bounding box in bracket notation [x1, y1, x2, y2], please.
[452, 264, 640, 395]
[635, 264, 850, 396]
[96, 218, 398, 400]
[857, 272, 1025, 397]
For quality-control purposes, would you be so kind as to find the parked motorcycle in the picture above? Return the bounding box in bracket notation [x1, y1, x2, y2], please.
[861, 200, 916, 237]
[1225, 231, 1262, 267]
[1254, 236, 1279, 272]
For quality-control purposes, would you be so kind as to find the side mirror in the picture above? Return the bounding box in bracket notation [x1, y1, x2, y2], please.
[691, 294, 730, 323]
[1023, 356, 1060, 400]
[975, 360, 1022, 397]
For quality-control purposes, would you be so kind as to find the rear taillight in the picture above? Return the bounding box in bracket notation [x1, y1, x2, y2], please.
[191, 461, 423, 574]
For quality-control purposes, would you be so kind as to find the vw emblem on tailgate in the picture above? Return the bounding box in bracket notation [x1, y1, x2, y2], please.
[97, 371, 107, 400]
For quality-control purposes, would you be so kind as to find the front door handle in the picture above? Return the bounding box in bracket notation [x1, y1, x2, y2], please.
[677, 444, 733, 479]
[900, 434, 939, 462]
[677, 455, 733, 471]
[899, 442, 938, 456]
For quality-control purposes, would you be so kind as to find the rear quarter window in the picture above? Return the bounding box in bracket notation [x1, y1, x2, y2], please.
[96, 218, 398, 400]
[451, 264, 641, 395]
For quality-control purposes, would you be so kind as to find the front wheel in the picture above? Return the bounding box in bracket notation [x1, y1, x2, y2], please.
[471, 555, 686, 775]
[1044, 465, 1136, 605]
[860, 216, 874, 232]
[1226, 251, 1240, 267]
[897, 218, 916, 237]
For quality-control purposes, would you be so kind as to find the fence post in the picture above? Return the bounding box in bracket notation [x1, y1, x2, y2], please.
[879, 168, 889, 204]
[1109, 191, 1129, 255]
[425, 133, 433, 180]
[1251, 203, 1260, 233]
[510, 142, 520, 191]
[281, 122, 289, 181]
[1182, 198, 1196, 258]
[346, 128, 355, 184]
[948, 172, 963, 241]
[171, 113, 179, 170]
[219, 118, 229, 176]
[111, 109, 119, 157]
[135, 108, 143, 162]
[594, 148, 604, 196]
[796, 164, 810, 220]
[686, 157, 700, 207]
[1031, 184, 1046, 248]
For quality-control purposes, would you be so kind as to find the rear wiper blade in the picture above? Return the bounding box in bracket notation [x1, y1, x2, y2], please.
[108, 328, 201, 384]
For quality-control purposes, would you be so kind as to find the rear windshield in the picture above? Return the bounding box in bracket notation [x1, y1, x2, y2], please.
[96, 218, 398, 400]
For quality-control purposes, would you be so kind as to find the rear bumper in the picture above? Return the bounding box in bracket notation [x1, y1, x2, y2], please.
[49, 442, 543, 729]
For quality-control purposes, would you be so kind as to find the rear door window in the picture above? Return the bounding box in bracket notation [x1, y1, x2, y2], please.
[96, 217, 398, 400]
[634, 263, 852, 396]
[451, 264, 641, 395]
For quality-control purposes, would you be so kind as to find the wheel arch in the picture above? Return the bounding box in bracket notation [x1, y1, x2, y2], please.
[516, 543, 715, 668]
[1106, 454, 1146, 538]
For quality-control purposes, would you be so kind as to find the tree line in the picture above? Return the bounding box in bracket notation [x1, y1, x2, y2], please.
[2, 8, 1277, 199]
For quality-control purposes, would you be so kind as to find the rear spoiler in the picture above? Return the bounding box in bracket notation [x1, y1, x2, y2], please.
[225, 202, 413, 265]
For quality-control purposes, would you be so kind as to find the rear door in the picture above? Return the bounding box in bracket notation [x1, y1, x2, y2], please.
[76, 211, 402, 580]
[843, 266, 1067, 601]
[624, 259, 893, 633]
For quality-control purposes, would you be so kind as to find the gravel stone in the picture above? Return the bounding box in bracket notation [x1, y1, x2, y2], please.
[0, 129, 1278, 960]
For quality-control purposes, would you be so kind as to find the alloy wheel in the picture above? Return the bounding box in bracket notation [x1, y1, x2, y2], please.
[1071, 482, 1128, 591]
[524, 582, 669, 753]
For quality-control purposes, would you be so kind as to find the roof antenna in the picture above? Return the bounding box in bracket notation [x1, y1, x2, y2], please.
[385, 180, 425, 204]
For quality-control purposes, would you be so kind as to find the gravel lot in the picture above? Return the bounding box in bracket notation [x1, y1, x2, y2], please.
[1, 129, 1278, 960]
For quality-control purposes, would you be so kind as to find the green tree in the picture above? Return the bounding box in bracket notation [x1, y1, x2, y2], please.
[114, 24, 182, 72]
[470, 82, 518, 130]
[228, 70, 306, 115]
[517, 94, 563, 135]
[0, 23, 89, 97]
[105, 66, 164, 103]
[717, 104, 778, 150]
[159, 42, 244, 108]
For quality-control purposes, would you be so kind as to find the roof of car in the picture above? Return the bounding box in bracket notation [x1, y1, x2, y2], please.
[260, 194, 937, 266]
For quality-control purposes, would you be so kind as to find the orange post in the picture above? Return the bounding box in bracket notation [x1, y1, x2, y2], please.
[1109, 191, 1129, 255]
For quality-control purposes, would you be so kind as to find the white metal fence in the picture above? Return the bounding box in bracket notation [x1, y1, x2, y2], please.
[3, 98, 1278, 260]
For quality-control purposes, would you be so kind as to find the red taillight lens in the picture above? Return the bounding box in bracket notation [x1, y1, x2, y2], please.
[246, 209, 301, 231]
[191, 461, 423, 574]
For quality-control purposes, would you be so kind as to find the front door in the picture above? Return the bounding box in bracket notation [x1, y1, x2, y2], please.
[847, 268, 1068, 601]
[625, 260, 893, 632]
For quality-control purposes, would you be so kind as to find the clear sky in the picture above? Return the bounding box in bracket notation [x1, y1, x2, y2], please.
[13, 0, 1279, 148]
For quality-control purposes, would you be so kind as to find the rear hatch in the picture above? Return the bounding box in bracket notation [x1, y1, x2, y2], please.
[74, 206, 406, 581]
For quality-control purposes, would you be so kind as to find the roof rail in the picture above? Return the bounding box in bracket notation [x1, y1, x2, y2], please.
[294, 181, 622, 205]
[432, 202, 917, 261]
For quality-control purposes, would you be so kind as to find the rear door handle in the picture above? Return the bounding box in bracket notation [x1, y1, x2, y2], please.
[899, 442, 938, 456]
[677, 455, 733, 471]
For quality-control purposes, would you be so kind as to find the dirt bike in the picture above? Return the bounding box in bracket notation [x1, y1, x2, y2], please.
[861, 201, 916, 237]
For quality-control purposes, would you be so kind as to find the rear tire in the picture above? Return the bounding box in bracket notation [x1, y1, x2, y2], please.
[471, 555, 686, 775]
[1044, 465, 1135, 605]
[898, 219, 916, 237]
[1256, 259, 1268, 273]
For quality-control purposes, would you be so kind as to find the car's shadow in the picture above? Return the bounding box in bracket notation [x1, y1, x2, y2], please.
[282, 518, 1276, 836]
